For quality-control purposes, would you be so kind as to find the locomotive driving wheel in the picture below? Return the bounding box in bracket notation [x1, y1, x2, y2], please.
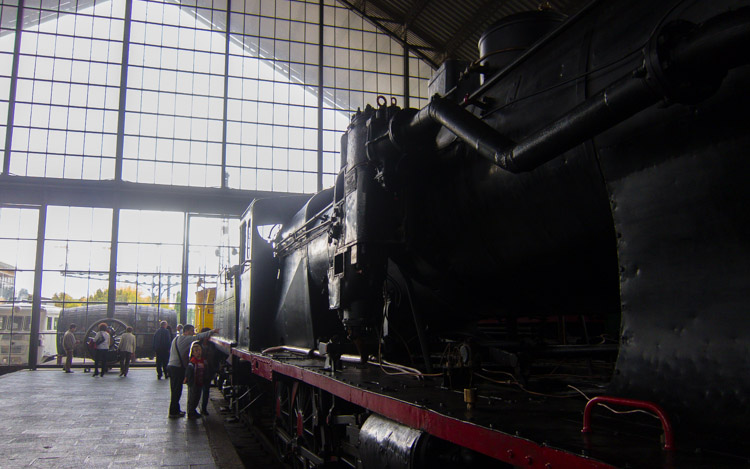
[273, 379, 294, 462]
[85, 318, 129, 363]
[273, 378, 328, 468]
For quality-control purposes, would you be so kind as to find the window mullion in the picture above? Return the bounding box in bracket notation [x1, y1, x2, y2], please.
[221, 0, 231, 189]
[114, 0, 134, 182]
[2, 0, 26, 175]
[316, 0, 324, 192]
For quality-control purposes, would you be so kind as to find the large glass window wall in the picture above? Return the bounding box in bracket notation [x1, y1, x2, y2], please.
[226, 0, 320, 192]
[41, 206, 112, 310]
[40, 206, 111, 364]
[10, 0, 124, 179]
[0, 206, 38, 366]
[320, 0, 409, 187]
[0, 204, 247, 368]
[2, 0, 433, 189]
[123, 0, 226, 186]
[1, 1, 19, 170]
[186, 215, 238, 326]
[0, 0, 435, 369]
[116, 208, 182, 314]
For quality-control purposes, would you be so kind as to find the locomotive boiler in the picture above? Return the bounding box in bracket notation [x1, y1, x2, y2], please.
[211, 0, 750, 467]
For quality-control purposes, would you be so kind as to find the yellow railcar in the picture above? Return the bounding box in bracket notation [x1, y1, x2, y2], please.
[194, 287, 216, 332]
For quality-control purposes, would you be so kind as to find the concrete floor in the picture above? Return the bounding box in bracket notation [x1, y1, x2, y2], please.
[0, 368, 244, 468]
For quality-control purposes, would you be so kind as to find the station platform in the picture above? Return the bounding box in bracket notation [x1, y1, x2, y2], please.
[0, 368, 244, 468]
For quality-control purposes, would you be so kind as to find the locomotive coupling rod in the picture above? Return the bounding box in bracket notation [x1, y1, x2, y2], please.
[496, 7, 750, 173]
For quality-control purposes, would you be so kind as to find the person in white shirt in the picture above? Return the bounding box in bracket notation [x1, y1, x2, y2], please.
[118, 326, 136, 377]
[92, 323, 111, 377]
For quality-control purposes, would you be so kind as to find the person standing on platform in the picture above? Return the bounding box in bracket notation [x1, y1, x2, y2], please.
[118, 326, 136, 377]
[62, 324, 78, 373]
[184, 342, 206, 419]
[153, 321, 172, 380]
[199, 328, 219, 415]
[92, 323, 111, 377]
[167, 324, 218, 418]
[175, 324, 183, 336]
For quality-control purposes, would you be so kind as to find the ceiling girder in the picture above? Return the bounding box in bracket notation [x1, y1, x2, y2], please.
[395, 0, 433, 38]
[337, 0, 440, 68]
[0, 176, 274, 216]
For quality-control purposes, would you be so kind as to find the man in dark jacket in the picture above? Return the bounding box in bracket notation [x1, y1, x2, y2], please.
[62, 323, 78, 373]
[153, 321, 172, 380]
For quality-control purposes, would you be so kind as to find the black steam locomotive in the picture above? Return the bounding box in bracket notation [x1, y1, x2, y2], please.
[211, 1, 750, 467]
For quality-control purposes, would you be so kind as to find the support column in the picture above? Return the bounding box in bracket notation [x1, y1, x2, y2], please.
[28, 204, 46, 369]
[114, 0, 134, 182]
[106, 208, 120, 319]
[179, 212, 190, 325]
[316, 0, 324, 192]
[221, 0, 232, 188]
[403, 43, 410, 109]
[2, 0, 25, 175]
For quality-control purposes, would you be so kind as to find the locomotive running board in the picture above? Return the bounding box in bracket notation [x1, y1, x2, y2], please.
[226, 345, 615, 469]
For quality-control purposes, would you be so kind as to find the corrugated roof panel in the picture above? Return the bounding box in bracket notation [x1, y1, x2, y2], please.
[337, 0, 590, 68]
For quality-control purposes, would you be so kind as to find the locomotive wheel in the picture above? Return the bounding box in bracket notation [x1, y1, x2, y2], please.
[273, 379, 329, 468]
[85, 318, 129, 363]
[273, 379, 294, 462]
[294, 384, 326, 460]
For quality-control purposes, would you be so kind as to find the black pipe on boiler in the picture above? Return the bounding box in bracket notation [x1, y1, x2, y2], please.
[404, 8, 750, 174]
[404, 95, 515, 161]
[496, 70, 660, 172]
[497, 7, 750, 172]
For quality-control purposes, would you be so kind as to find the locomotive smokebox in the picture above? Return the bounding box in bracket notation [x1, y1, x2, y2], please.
[329, 103, 402, 359]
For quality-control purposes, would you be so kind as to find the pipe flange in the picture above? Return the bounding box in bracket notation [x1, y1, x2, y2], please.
[388, 108, 420, 155]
